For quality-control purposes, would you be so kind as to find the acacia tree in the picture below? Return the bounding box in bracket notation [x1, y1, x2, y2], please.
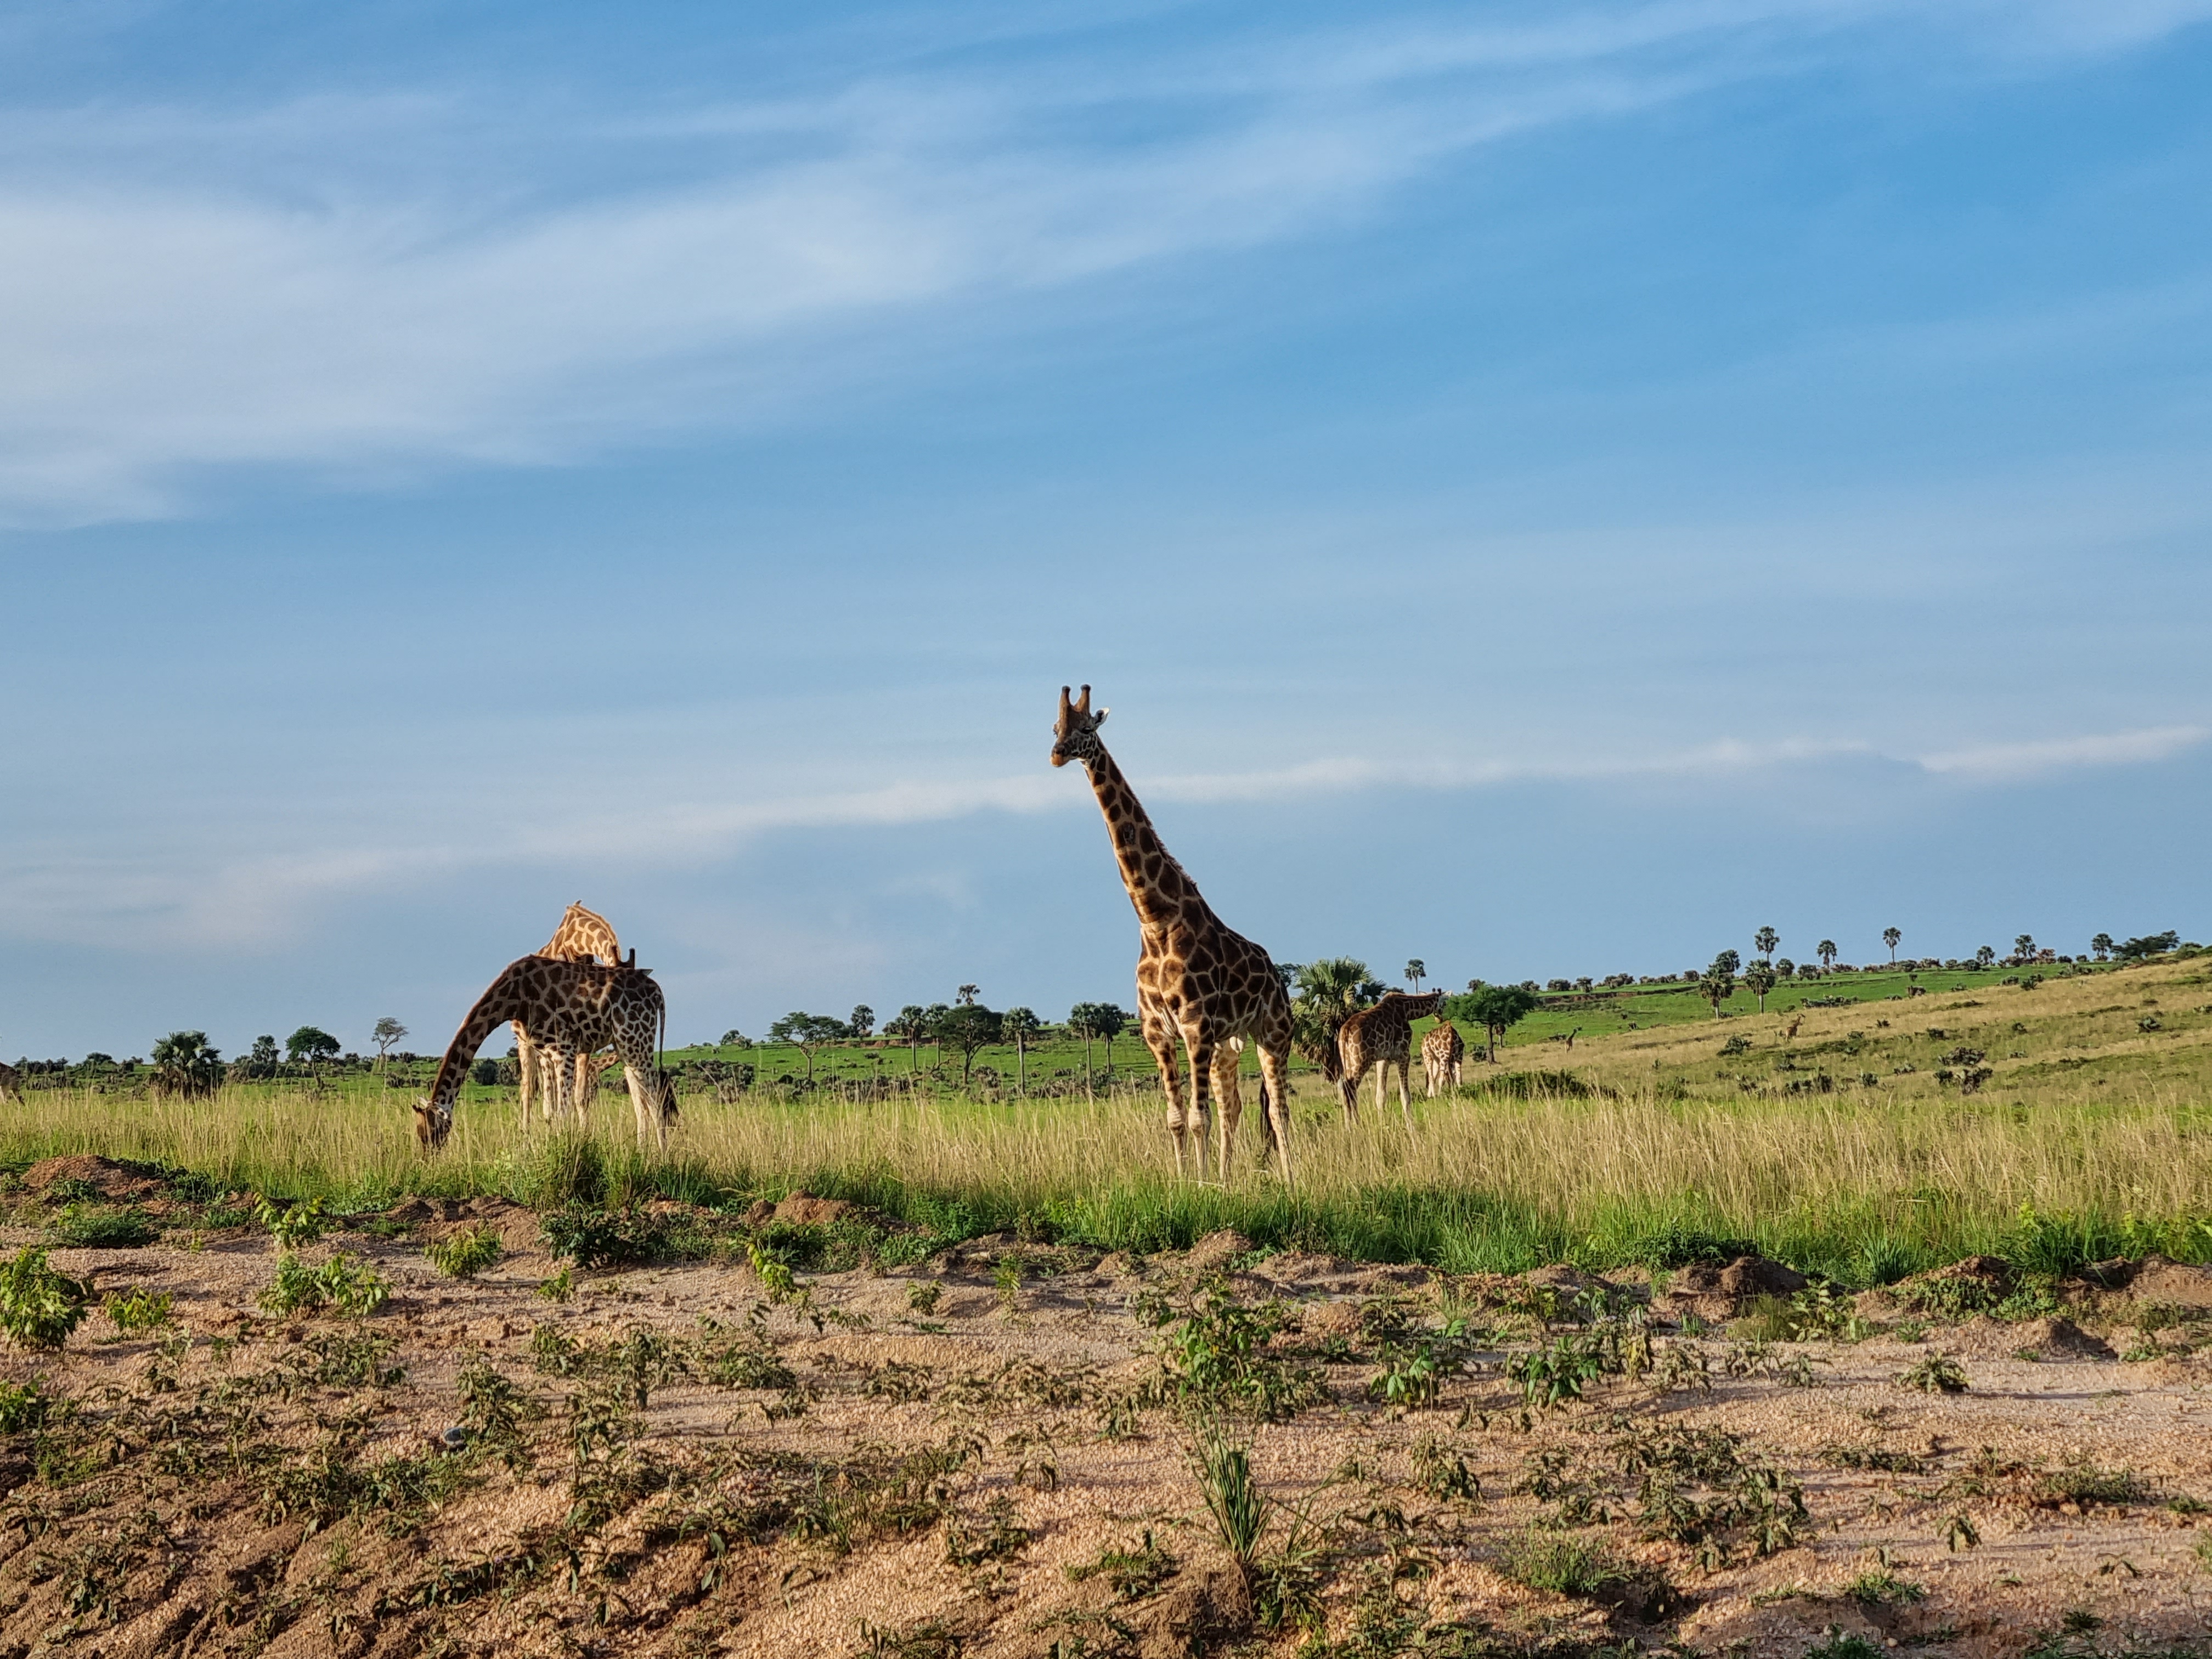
[935, 1003, 1003, 1092]
[1456, 984, 1536, 1063]
[768, 1012, 849, 1085]
[286, 1026, 341, 1080]
[1883, 927, 1901, 963]
[2091, 933, 2114, 961]
[1001, 1007, 1042, 1093]
[1817, 940, 1838, 970]
[370, 1017, 407, 1070]
[1743, 961, 1777, 1012]
[1753, 927, 1779, 962]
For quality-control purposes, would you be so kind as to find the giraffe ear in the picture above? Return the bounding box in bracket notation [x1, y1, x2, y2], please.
[1095, 707, 1108, 726]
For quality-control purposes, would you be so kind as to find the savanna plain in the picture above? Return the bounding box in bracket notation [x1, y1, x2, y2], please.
[2, 956, 2210, 1658]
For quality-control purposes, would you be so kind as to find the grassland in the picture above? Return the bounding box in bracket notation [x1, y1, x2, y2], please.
[4, 956, 2207, 1283]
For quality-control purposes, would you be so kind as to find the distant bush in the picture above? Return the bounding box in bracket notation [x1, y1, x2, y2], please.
[470, 1058, 500, 1087]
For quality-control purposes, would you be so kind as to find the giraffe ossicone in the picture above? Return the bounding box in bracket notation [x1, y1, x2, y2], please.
[1051, 684, 1296, 1184]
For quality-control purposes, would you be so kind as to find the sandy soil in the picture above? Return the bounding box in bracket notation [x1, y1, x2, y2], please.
[4, 1186, 2210, 1658]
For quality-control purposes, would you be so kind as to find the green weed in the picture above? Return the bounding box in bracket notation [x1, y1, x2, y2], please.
[101, 1285, 176, 1331]
[259, 1250, 391, 1317]
[1897, 1353, 1969, 1393]
[0, 1247, 91, 1349]
[425, 1223, 503, 1278]
[52, 1204, 159, 1249]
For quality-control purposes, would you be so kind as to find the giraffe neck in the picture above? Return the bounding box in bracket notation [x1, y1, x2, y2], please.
[1081, 743, 1206, 935]
[426, 983, 532, 1113]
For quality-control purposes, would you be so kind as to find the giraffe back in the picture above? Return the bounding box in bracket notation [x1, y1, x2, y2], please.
[1422, 1019, 1464, 1066]
[1339, 991, 1444, 1071]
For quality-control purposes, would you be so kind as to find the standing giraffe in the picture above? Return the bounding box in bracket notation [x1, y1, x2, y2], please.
[516, 902, 623, 1127]
[1421, 1017, 1464, 1097]
[1336, 991, 1444, 1128]
[417, 955, 673, 1153]
[1051, 686, 1296, 1183]
[0, 1061, 20, 1106]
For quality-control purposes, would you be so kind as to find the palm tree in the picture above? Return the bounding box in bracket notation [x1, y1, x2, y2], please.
[1290, 958, 1381, 1075]
[2013, 934, 2035, 964]
[956, 984, 980, 1006]
[2091, 933, 2113, 961]
[1743, 962, 1777, 1012]
[1882, 927, 1901, 963]
[1974, 945, 1995, 969]
[150, 1031, 223, 1099]
[1000, 1008, 1042, 1093]
[1753, 927, 1779, 963]
[1404, 959, 1426, 991]
[1817, 940, 1838, 970]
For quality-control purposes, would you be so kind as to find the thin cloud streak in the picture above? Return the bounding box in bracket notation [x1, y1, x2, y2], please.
[2, 723, 2192, 953]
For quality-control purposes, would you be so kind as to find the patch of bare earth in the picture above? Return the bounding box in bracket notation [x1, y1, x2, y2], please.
[1, 1217, 2209, 1658]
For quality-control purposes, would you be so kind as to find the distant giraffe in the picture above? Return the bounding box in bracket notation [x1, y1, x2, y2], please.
[1421, 1018, 1464, 1097]
[1337, 991, 1444, 1127]
[1785, 1015, 1803, 1040]
[0, 1062, 20, 1106]
[516, 903, 623, 1127]
[1051, 685, 1296, 1183]
[418, 955, 672, 1153]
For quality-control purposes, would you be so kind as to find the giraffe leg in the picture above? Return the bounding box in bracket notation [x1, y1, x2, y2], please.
[1212, 1041, 1245, 1184]
[1397, 1059, 1414, 1132]
[1257, 1044, 1295, 1185]
[515, 1024, 535, 1130]
[1183, 1031, 1216, 1184]
[1374, 1058, 1387, 1120]
[1339, 1063, 1362, 1126]
[1142, 1005, 1187, 1179]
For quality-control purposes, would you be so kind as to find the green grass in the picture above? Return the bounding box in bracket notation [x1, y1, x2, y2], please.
[0, 958, 2206, 1282]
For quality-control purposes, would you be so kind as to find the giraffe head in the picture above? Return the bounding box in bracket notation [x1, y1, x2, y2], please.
[413, 1098, 453, 1152]
[1049, 684, 1109, 769]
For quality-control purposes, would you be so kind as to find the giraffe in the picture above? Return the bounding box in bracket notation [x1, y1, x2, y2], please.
[1421, 1017, 1464, 1098]
[1051, 685, 1296, 1183]
[417, 955, 673, 1153]
[516, 902, 623, 1127]
[1336, 990, 1444, 1128]
[0, 1061, 20, 1106]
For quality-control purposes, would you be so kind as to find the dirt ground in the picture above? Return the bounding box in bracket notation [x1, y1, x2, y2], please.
[4, 1180, 2211, 1658]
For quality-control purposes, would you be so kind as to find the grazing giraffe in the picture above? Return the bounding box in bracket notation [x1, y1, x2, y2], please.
[1421, 1017, 1464, 1098]
[417, 955, 673, 1153]
[1336, 991, 1444, 1127]
[0, 1062, 20, 1105]
[1050, 685, 1296, 1183]
[516, 902, 623, 1127]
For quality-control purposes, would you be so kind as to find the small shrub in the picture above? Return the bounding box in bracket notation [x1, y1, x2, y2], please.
[0, 1378, 52, 1432]
[1410, 1433, 1480, 1502]
[1496, 1528, 1630, 1599]
[748, 1240, 806, 1305]
[0, 1248, 91, 1350]
[1897, 1353, 1968, 1394]
[541, 1205, 672, 1269]
[535, 1267, 574, 1302]
[1064, 1530, 1178, 1601]
[1803, 1630, 1886, 1659]
[425, 1223, 503, 1279]
[257, 1195, 327, 1249]
[2038, 1463, 2141, 1507]
[1844, 1568, 1926, 1606]
[101, 1287, 175, 1331]
[260, 1250, 391, 1318]
[906, 1280, 943, 1315]
[52, 1205, 160, 1249]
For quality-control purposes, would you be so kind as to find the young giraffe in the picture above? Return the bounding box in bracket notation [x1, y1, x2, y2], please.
[1051, 686, 1296, 1183]
[1421, 1016, 1464, 1098]
[516, 902, 623, 1127]
[417, 955, 673, 1153]
[1336, 990, 1444, 1128]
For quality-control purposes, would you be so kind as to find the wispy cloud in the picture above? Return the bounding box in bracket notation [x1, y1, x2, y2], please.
[4, 0, 2207, 522]
[7, 720, 2196, 953]
[1917, 724, 2209, 780]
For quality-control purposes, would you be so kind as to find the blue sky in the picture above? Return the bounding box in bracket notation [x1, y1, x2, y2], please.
[3, 0, 2209, 1059]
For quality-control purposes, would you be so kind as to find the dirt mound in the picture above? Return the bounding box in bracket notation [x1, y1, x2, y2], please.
[2082, 1255, 2212, 1310]
[739, 1190, 906, 1231]
[1955, 1315, 2113, 1361]
[1913, 1254, 2015, 1293]
[1660, 1255, 1807, 1322]
[383, 1193, 547, 1253]
[20, 1154, 166, 1200]
[1182, 1230, 1253, 1272]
